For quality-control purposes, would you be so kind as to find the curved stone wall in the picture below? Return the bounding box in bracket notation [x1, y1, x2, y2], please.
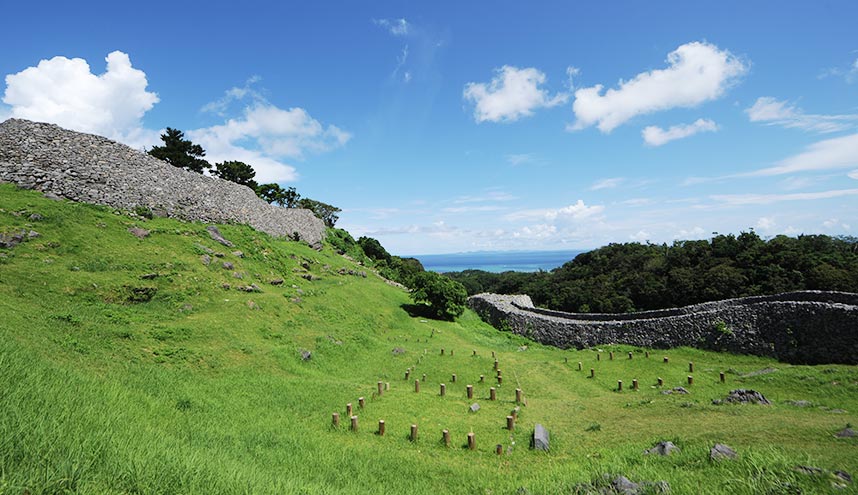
[0, 119, 326, 246]
[468, 291, 858, 364]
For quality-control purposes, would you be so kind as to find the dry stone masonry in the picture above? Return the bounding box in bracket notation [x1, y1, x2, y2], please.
[0, 119, 326, 246]
[468, 291, 858, 364]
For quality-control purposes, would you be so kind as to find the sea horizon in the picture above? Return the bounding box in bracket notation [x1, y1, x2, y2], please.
[408, 249, 586, 273]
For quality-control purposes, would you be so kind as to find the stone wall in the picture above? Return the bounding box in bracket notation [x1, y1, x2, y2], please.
[0, 119, 326, 246]
[468, 291, 858, 364]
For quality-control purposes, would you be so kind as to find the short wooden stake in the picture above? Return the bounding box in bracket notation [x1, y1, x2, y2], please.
[490, 387, 496, 401]
[405, 370, 410, 380]
[451, 350, 454, 356]
[378, 419, 385, 436]
[350, 415, 358, 432]
[346, 403, 353, 416]
[515, 388, 522, 403]
[467, 385, 473, 399]
[663, 356, 669, 363]
[511, 406, 520, 420]
[442, 429, 450, 447]
[473, 349, 477, 356]
[564, 357, 568, 363]
[506, 415, 515, 431]
[633, 379, 639, 391]
[496, 369, 502, 378]
[440, 383, 446, 396]
[497, 376, 503, 385]
[385, 382, 390, 391]
[452, 373, 457, 383]
[689, 362, 694, 373]
[617, 380, 623, 391]
[687, 375, 693, 386]
[358, 397, 365, 409]
[377, 381, 384, 396]
[628, 352, 633, 360]
[720, 371, 726, 383]
[441, 348, 444, 355]
[590, 368, 595, 378]
[410, 424, 418, 441]
[496, 444, 503, 455]
[657, 377, 663, 387]
[597, 353, 601, 361]
[492, 351, 495, 358]
[415, 380, 420, 393]
[578, 362, 583, 371]
[480, 374, 485, 383]
[609, 351, 614, 360]
[332, 412, 340, 427]
[645, 351, 650, 358]
[422, 373, 426, 382]
[494, 360, 499, 370]
[467, 432, 475, 450]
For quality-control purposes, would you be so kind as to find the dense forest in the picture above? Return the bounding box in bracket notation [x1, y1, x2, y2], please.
[444, 232, 858, 313]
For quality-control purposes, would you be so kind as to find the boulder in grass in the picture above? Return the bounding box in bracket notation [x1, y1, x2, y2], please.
[128, 227, 149, 239]
[710, 443, 737, 460]
[712, 389, 771, 405]
[532, 424, 549, 451]
[644, 441, 680, 456]
[835, 427, 857, 438]
[206, 225, 234, 247]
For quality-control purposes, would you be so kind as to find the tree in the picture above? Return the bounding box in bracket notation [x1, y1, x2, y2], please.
[297, 198, 341, 228]
[357, 236, 391, 263]
[148, 128, 210, 173]
[256, 184, 300, 207]
[213, 161, 258, 189]
[409, 271, 468, 320]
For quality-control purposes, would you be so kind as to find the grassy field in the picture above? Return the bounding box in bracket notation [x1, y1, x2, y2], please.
[0, 183, 856, 494]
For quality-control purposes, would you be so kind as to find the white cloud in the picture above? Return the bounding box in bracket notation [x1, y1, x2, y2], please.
[189, 104, 351, 183]
[571, 41, 746, 133]
[756, 217, 776, 231]
[2, 51, 159, 146]
[849, 169, 858, 180]
[590, 177, 624, 190]
[673, 226, 706, 240]
[505, 200, 604, 222]
[506, 153, 535, 166]
[629, 230, 651, 242]
[711, 188, 858, 205]
[373, 18, 410, 36]
[566, 66, 580, 89]
[201, 76, 263, 115]
[442, 205, 507, 214]
[748, 132, 858, 176]
[453, 191, 517, 204]
[621, 198, 653, 207]
[746, 97, 858, 133]
[819, 57, 858, 83]
[822, 218, 850, 231]
[642, 118, 718, 146]
[463, 66, 568, 123]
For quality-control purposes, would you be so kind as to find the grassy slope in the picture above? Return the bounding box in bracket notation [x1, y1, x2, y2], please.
[0, 183, 856, 494]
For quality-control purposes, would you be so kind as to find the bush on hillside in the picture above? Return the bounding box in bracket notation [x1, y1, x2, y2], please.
[409, 271, 467, 320]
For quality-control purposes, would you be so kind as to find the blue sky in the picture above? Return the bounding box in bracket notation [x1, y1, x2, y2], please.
[2, 1, 857, 255]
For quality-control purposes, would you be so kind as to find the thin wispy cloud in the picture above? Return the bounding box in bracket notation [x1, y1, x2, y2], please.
[747, 132, 858, 176]
[590, 177, 624, 190]
[504, 200, 604, 222]
[818, 57, 858, 84]
[642, 118, 718, 146]
[373, 18, 410, 36]
[453, 191, 517, 204]
[506, 153, 535, 166]
[746, 97, 858, 133]
[711, 188, 858, 205]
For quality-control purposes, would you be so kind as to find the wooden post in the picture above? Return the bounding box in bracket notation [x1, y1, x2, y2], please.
[657, 377, 663, 387]
[346, 403, 353, 416]
[405, 370, 410, 380]
[451, 350, 454, 357]
[663, 356, 669, 364]
[410, 424, 418, 441]
[689, 362, 694, 373]
[467, 385, 473, 399]
[358, 397, 365, 409]
[720, 371, 726, 383]
[467, 432, 475, 450]
[633, 379, 638, 391]
[442, 429, 451, 447]
[422, 373, 426, 382]
[515, 388, 522, 403]
[480, 374, 485, 383]
[578, 362, 583, 371]
[645, 351, 650, 358]
[494, 360, 499, 370]
[377, 381, 384, 396]
[609, 351, 614, 360]
[628, 352, 633, 360]
[473, 349, 477, 356]
[441, 348, 444, 355]
[332, 412, 340, 427]
[597, 353, 601, 361]
[440, 383, 446, 397]
[385, 382, 390, 391]
[496, 444, 503, 455]
[497, 376, 503, 385]
[564, 357, 568, 363]
[452, 373, 457, 383]
[590, 368, 595, 378]
[378, 419, 385, 436]
[492, 351, 495, 358]
[415, 380, 420, 393]
[687, 375, 693, 386]
[511, 406, 520, 420]
[350, 415, 358, 432]
[617, 380, 623, 391]
[490, 387, 496, 401]
[506, 415, 515, 431]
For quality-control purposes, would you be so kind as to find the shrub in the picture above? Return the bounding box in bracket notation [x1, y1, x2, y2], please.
[409, 271, 467, 320]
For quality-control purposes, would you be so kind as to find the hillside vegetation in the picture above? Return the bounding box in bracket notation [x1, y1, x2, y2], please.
[1, 183, 856, 494]
[446, 233, 858, 313]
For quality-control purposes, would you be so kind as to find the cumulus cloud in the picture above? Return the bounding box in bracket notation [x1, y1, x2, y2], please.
[590, 177, 624, 190]
[189, 104, 351, 183]
[746, 97, 858, 133]
[642, 118, 718, 146]
[505, 200, 604, 222]
[463, 66, 568, 123]
[748, 132, 858, 176]
[756, 217, 776, 231]
[373, 18, 410, 36]
[571, 41, 746, 133]
[2, 51, 159, 146]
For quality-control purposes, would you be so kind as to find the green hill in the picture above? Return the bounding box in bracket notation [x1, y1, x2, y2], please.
[1, 183, 856, 494]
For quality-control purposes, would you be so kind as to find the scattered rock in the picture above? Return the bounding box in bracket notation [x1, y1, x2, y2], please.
[712, 389, 771, 405]
[246, 300, 258, 310]
[222, 261, 234, 270]
[27, 230, 39, 239]
[834, 470, 852, 485]
[302, 273, 320, 281]
[27, 213, 43, 221]
[232, 250, 244, 258]
[392, 347, 406, 356]
[140, 273, 158, 280]
[295, 288, 305, 295]
[269, 278, 284, 286]
[611, 475, 641, 494]
[221, 283, 231, 290]
[301, 261, 310, 270]
[518, 345, 528, 352]
[786, 400, 813, 407]
[835, 428, 857, 438]
[195, 243, 214, 254]
[290, 297, 302, 304]
[0, 230, 27, 248]
[206, 225, 234, 247]
[662, 387, 689, 395]
[213, 252, 225, 258]
[644, 441, 679, 456]
[829, 409, 847, 414]
[238, 284, 261, 293]
[233, 272, 244, 279]
[741, 367, 778, 378]
[794, 465, 825, 476]
[128, 227, 149, 239]
[469, 403, 481, 413]
[200, 254, 211, 266]
[42, 192, 62, 201]
[532, 424, 549, 451]
[300, 350, 312, 361]
[710, 443, 737, 460]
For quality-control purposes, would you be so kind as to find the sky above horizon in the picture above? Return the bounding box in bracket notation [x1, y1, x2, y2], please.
[2, 1, 857, 255]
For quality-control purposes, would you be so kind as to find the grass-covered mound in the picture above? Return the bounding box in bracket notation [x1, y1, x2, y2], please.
[0, 183, 856, 494]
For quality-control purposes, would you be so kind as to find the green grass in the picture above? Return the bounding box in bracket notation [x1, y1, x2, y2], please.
[0, 183, 856, 494]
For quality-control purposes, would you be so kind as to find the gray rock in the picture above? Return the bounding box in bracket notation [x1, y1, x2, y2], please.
[233, 272, 244, 279]
[713, 389, 771, 405]
[140, 273, 158, 280]
[469, 403, 480, 413]
[27, 230, 39, 239]
[710, 443, 737, 460]
[835, 428, 857, 438]
[662, 387, 689, 395]
[222, 261, 234, 270]
[206, 225, 233, 247]
[269, 278, 284, 285]
[27, 213, 42, 221]
[794, 465, 824, 476]
[200, 255, 211, 266]
[532, 424, 549, 451]
[128, 227, 149, 239]
[238, 284, 261, 293]
[391, 347, 406, 356]
[834, 470, 852, 484]
[644, 441, 679, 456]
[611, 476, 640, 494]
[232, 250, 244, 258]
[194, 243, 214, 254]
[300, 350, 312, 361]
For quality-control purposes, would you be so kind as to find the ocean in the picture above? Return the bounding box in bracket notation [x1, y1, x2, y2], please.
[411, 250, 585, 273]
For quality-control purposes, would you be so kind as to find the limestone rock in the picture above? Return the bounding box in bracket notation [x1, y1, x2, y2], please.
[710, 443, 737, 460]
[532, 424, 549, 451]
[713, 389, 771, 406]
[835, 427, 857, 438]
[644, 441, 679, 456]
[469, 403, 480, 413]
[206, 225, 233, 247]
[128, 227, 149, 239]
